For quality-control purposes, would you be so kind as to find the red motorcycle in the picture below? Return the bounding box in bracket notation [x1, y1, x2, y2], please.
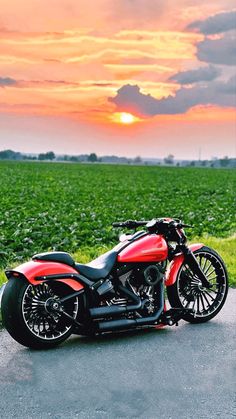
[1, 218, 228, 349]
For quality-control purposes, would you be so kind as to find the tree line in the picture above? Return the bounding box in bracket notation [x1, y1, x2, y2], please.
[0, 149, 235, 168]
[0, 150, 143, 164]
[0, 149, 98, 162]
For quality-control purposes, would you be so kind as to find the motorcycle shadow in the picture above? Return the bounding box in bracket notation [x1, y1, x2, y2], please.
[64, 318, 227, 348]
[63, 325, 169, 348]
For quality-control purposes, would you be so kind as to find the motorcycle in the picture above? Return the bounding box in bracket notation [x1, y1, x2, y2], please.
[1, 218, 228, 349]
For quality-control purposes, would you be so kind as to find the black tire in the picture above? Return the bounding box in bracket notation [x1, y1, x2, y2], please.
[1, 278, 79, 349]
[167, 246, 228, 323]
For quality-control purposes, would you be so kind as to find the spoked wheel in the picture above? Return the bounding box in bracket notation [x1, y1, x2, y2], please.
[1, 278, 79, 348]
[167, 246, 228, 323]
[22, 282, 78, 340]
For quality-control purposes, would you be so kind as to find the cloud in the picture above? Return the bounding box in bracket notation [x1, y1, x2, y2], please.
[188, 10, 236, 66]
[0, 77, 17, 87]
[169, 65, 220, 85]
[109, 79, 236, 117]
[218, 74, 236, 94]
[188, 10, 236, 34]
[197, 32, 236, 66]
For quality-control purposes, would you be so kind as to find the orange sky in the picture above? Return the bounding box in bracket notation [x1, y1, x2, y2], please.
[0, 0, 235, 159]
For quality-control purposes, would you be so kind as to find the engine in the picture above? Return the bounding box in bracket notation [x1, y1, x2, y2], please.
[108, 262, 166, 314]
[129, 262, 166, 289]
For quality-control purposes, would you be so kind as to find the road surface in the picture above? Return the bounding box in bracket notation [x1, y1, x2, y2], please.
[0, 289, 235, 419]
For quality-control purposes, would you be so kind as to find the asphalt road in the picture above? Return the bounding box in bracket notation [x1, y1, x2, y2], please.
[0, 289, 235, 419]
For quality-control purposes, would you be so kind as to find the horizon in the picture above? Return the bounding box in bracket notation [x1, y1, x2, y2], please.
[0, 1, 236, 158]
[0, 148, 235, 162]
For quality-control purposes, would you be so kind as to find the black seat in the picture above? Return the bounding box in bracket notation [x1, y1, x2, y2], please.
[75, 250, 117, 280]
[32, 250, 118, 281]
[32, 251, 75, 267]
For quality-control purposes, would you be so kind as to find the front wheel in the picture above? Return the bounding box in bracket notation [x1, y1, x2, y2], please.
[167, 246, 228, 323]
[1, 278, 79, 349]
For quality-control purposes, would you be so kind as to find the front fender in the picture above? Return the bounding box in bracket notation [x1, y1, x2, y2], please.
[165, 243, 204, 286]
[5, 260, 84, 291]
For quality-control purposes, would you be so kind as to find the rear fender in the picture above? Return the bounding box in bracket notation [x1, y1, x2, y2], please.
[165, 243, 204, 287]
[5, 260, 84, 291]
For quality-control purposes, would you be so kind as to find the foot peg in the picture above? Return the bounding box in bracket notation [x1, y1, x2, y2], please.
[161, 308, 193, 326]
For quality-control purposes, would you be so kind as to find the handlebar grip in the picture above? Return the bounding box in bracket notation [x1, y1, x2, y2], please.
[113, 220, 148, 228]
[175, 222, 193, 229]
[135, 221, 148, 226]
[112, 222, 123, 227]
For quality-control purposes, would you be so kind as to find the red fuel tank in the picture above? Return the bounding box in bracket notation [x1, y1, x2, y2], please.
[117, 234, 168, 263]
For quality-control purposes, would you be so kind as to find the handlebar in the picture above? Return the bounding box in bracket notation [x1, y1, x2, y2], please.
[168, 220, 193, 229]
[112, 220, 148, 229]
[112, 219, 193, 230]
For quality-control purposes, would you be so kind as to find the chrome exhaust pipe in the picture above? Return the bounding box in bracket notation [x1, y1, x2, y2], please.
[90, 285, 142, 318]
[97, 281, 164, 332]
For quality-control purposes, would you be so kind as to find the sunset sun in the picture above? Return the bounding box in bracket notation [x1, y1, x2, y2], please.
[112, 112, 139, 124]
[120, 112, 135, 124]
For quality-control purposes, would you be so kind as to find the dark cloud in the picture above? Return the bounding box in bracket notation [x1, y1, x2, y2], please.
[0, 77, 17, 87]
[109, 85, 159, 116]
[188, 10, 236, 35]
[109, 79, 236, 117]
[169, 65, 220, 85]
[188, 10, 236, 67]
[197, 32, 236, 66]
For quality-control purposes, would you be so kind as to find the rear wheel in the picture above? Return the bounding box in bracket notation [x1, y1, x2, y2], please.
[167, 246, 228, 323]
[1, 278, 79, 349]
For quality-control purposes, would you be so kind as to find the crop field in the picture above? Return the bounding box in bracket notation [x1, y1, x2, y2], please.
[0, 161, 235, 285]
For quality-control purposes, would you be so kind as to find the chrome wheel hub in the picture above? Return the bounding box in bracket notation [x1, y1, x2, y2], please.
[45, 298, 61, 313]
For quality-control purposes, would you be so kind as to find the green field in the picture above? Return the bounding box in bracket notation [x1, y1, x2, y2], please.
[0, 161, 235, 286]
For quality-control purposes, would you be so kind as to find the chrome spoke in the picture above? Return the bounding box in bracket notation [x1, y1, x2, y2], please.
[202, 257, 208, 272]
[197, 295, 200, 312]
[206, 268, 215, 278]
[186, 270, 195, 279]
[204, 290, 215, 301]
[202, 292, 210, 308]
[200, 294, 206, 312]
[204, 262, 212, 276]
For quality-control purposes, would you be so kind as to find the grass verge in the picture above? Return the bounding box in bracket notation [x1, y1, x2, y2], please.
[192, 235, 236, 287]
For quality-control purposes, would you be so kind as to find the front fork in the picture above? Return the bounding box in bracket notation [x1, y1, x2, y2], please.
[181, 246, 212, 289]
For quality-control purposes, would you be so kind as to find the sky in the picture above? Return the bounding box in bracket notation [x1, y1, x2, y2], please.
[0, 0, 236, 159]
